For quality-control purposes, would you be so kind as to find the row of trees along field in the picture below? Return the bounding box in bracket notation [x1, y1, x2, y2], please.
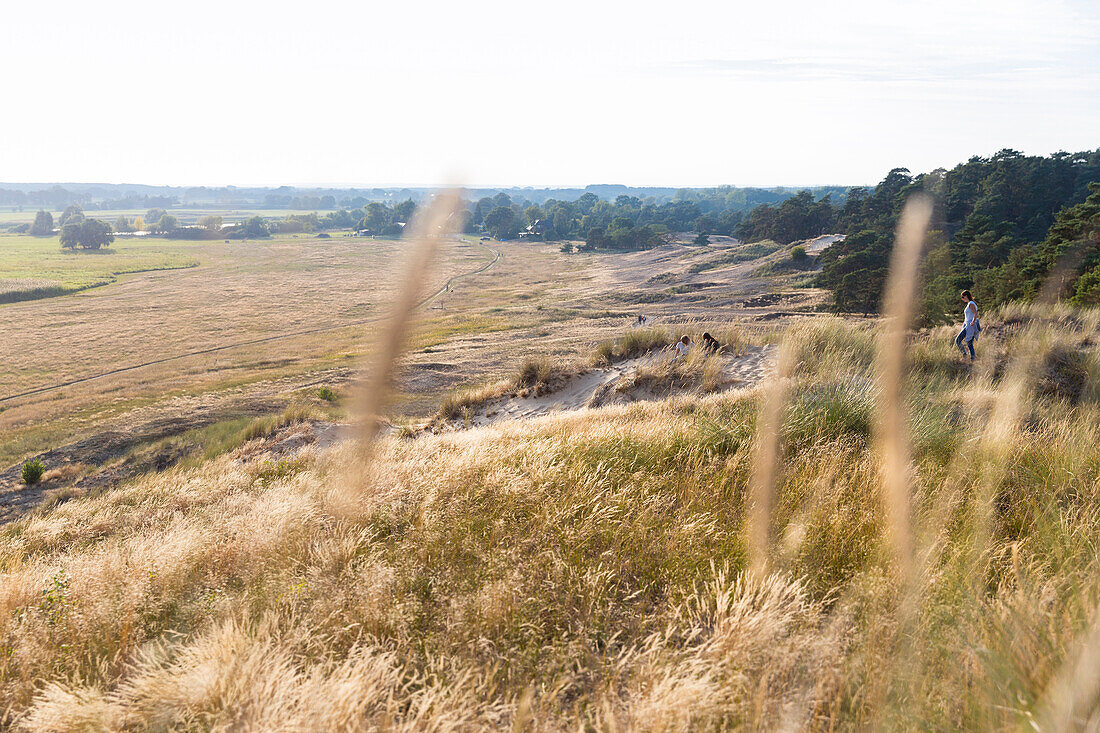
[22, 204, 411, 241]
[813, 149, 1100, 323]
[465, 187, 848, 247]
[24, 189, 842, 249]
[25, 206, 277, 246]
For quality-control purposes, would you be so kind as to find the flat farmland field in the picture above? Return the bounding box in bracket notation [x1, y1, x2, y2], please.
[0, 231, 819, 472]
[0, 234, 199, 302]
[0, 233, 495, 466]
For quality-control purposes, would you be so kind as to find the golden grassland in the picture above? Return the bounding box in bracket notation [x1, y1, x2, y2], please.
[1, 231, 796, 472]
[0, 235, 495, 467]
[2, 304, 1099, 729]
[0, 234, 460, 398]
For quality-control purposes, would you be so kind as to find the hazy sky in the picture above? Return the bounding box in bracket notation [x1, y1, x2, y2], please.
[2, 0, 1097, 187]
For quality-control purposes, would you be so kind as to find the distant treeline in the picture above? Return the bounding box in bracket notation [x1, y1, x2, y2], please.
[466, 186, 849, 250]
[0, 182, 849, 213]
[811, 149, 1100, 322]
[14, 189, 848, 252]
[0, 187, 177, 211]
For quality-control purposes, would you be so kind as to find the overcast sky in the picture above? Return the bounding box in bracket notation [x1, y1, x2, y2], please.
[2, 0, 1097, 188]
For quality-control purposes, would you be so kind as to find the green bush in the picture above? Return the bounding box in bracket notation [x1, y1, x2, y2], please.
[318, 386, 338, 402]
[1070, 269, 1100, 307]
[791, 245, 808, 261]
[21, 459, 45, 485]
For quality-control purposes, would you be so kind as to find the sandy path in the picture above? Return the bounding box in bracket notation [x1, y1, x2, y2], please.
[453, 344, 775, 429]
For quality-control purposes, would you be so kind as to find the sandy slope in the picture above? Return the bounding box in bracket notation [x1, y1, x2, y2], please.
[800, 234, 845, 253]
[447, 344, 775, 430]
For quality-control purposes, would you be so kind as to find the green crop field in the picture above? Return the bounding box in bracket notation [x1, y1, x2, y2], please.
[0, 234, 200, 303]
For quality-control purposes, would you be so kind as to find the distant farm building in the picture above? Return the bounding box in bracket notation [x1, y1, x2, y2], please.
[519, 219, 548, 239]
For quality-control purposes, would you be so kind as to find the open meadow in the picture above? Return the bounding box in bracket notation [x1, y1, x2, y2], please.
[5, 223, 1097, 729]
[0, 231, 824, 476]
[0, 235, 199, 303]
[2, 299, 1099, 728]
[0, 232, 496, 469]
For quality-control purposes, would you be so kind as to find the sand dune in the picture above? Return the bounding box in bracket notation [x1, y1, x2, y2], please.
[449, 345, 775, 429]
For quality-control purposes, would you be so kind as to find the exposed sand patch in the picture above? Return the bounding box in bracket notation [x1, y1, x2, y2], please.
[800, 234, 845, 253]
[441, 344, 775, 430]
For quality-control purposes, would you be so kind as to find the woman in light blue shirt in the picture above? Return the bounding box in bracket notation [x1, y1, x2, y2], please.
[954, 290, 979, 361]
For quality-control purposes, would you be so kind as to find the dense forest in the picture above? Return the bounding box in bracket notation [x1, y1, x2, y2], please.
[813, 149, 1100, 322]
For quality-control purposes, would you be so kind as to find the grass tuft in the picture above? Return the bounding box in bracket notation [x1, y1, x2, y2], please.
[592, 326, 672, 364]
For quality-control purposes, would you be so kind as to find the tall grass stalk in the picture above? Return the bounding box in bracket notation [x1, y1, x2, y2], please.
[873, 193, 931, 582]
[357, 190, 460, 445]
[1035, 594, 1100, 731]
[746, 338, 797, 573]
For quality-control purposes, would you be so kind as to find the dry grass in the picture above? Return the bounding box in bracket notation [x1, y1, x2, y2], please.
[0, 278, 68, 304]
[592, 326, 673, 364]
[0, 235, 489, 466]
[436, 380, 515, 422]
[6, 204, 1100, 729]
[434, 357, 571, 424]
[2, 228, 806, 472]
[593, 324, 751, 366]
[2, 306, 1098, 728]
[624, 348, 728, 396]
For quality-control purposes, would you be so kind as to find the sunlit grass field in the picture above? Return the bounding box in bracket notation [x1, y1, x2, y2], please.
[0, 234, 199, 303]
[2, 307, 1099, 728]
[0, 234, 492, 469]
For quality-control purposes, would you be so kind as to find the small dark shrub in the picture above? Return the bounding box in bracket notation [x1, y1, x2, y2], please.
[319, 386, 338, 402]
[791, 245, 808, 261]
[22, 459, 45, 485]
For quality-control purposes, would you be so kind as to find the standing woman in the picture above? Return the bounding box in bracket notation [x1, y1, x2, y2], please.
[955, 290, 979, 361]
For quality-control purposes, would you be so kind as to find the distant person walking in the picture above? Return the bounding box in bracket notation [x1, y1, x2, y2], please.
[955, 290, 980, 361]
